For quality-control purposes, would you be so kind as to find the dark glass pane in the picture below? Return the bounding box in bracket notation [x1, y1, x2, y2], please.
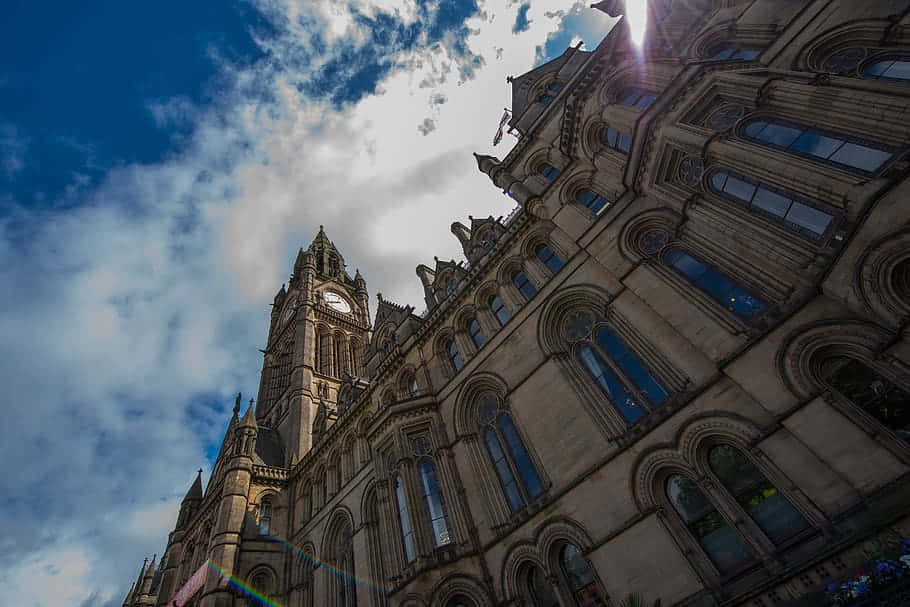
[587, 194, 607, 212]
[491, 295, 511, 326]
[395, 475, 417, 563]
[485, 428, 525, 511]
[752, 186, 792, 218]
[755, 122, 803, 148]
[743, 120, 767, 139]
[722, 174, 757, 202]
[578, 345, 645, 423]
[883, 59, 910, 80]
[419, 459, 452, 547]
[621, 90, 642, 105]
[539, 164, 560, 181]
[666, 475, 753, 574]
[713, 47, 733, 59]
[828, 142, 892, 172]
[500, 413, 544, 498]
[636, 94, 656, 109]
[709, 445, 808, 544]
[595, 327, 668, 405]
[711, 171, 728, 191]
[606, 128, 618, 147]
[790, 131, 844, 159]
[560, 544, 594, 589]
[577, 189, 596, 206]
[618, 131, 632, 152]
[698, 267, 738, 303]
[725, 284, 767, 319]
[469, 319, 485, 348]
[733, 48, 760, 60]
[528, 566, 560, 607]
[539, 95, 554, 105]
[785, 202, 832, 236]
[864, 59, 892, 78]
[822, 357, 910, 443]
[667, 249, 708, 281]
[448, 341, 463, 371]
[514, 272, 538, 301]
[536, 244, 565, 274]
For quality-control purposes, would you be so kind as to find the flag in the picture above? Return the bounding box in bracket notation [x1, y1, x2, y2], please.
[492, 109, 510, 146]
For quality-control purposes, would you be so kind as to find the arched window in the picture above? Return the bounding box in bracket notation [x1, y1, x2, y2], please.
[862, 56, 910, 81]
[558, 543, 606, 606]
[535, 243, 565, 274]
[710, 169, 835, 239]
[336, 526, 356, 607]
[537, 82, 562, 105]
[490, 294, 511, 326]
[526, 565, 560, 607]
[446, 276, 458, 296]
[321, 471, 328, 507]
[446, 339, 464, 373]
[575, 189, 609, 213]
[468, 318, 486, 349]
[664, 248, 767, 321]
[538, 163, 561, 182]
[821, 356, 910, 442]
[478, 230, 497, 251]
[512, 270, 538, 301]
[600, 126, 632, 153]
[252, 571, 271, 595]
[394, 474, 417, 563]
[349, 339, 360, 377]
[618, 87, 656, 110]
[708, 444, 808, 543]
[419, 459, 453, 547]
[568, 311, 669, 425]
[259, 498, 272, 535]
[666, 474, 753, 574]
[334, 458, 343, 495]
[402, 373, 419, 397]
[711, 45, 761, 61]
[479, 393, 544, 512]
[742, 118, 893, 174]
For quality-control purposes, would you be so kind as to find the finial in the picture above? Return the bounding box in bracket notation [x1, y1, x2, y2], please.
[198, 468, 202, 475]
[249, 398, 255, 408]
[506, 75, 514, 84]
[234, 393, 241, 416]
[319, 224, 324, 231]
[468, 215, 473, 221]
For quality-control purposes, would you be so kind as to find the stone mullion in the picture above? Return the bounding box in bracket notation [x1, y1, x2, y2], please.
[698, 477, 778, 565]
[326, 333, 335, 378]
[433, 446, 472, 550]
[377, 479, 408, 578]
[463, 433, 513, 528]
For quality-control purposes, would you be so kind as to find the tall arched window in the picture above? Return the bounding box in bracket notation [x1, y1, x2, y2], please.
[538, 163, 561, 182]
[600, 126, 632, 153]
[618, 87, 656, 110]
[349, 339, 360, 376]
[479, 393, 544, 512]
[334, 457, 343, 495]
[710, 169, 835, 239]
[821, 356, 910, 442]
[568, 310, 669, 425]
[526, 565, 560, 607]
[535, 243, 565, 274]
[513, 270, 538, 301]
[575, 189, 609, 213]
[862, 56, 910, 81]
[446, 338, 464, 373]
[708, 444, 808, 543]
[333, 334, 346, 377]
[742, 118, 893, 173]
[402, 373, 419, 397]
[664, 248, 767, 321]
[490, 294, 511, 326]
[666, 474, 753, 574]
[259, 498, 272, 535]
[467, 317, 486, 349]
[394, 474, 417, 564]
[558, 543, 607, 606]
[419, 459, 453, 547]
[336, 525, 357, 607]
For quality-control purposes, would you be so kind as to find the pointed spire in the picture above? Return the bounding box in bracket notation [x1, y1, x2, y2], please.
[145, 555, 156, 576]
[473, 153, 501, 177]
[233, 392, 242, 418]
[184, 469, 203, 502]
[240, 400, 258, 428]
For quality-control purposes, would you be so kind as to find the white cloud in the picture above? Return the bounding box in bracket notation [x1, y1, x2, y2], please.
[1, 1, 617, 605]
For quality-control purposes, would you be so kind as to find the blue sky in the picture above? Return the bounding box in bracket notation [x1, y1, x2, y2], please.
[0, 2, 615, 605]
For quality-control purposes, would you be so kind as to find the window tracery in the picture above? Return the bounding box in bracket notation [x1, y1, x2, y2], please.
[599, 125, 632, 154]
[512, 270, 538, 302]
[575, 189, 609, 214]
[490, 294, 511, 327]
[678, 156, 704, 187]
[535, 243, 565, 275]
[468, 317, 486, 349]
[616, 87, 656, 110]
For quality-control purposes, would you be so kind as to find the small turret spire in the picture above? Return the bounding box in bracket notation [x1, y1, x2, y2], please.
[239, 400, 258, 428]
[184, 469, 203, 502]
[233, 392, 241, 417]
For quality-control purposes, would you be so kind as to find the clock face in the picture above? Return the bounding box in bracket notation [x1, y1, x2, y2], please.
[324, 291, 351, 314]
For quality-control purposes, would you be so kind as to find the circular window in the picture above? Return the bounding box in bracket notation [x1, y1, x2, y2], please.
[639, 229, 670, 256]
[706, 104, 746, 132]
[823, 47, 866, 74]
[564, 310, 595, 342]
[678, 156, 704, 187]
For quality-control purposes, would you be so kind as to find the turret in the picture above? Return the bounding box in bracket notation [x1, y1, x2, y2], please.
[138, 555, 156, 603]
[176, 469, 203, 529]
[416, 264, 437, 311]
[354, 268, 370, 325]
[122, 582, 135, 607]
[451, 221, 472, 250]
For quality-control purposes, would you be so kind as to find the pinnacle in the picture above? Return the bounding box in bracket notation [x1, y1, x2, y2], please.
[184, 469, 203, 501]
[240, 399, 258, 428]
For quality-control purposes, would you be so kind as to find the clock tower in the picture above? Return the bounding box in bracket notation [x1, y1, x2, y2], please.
[256, 226, 371, 465]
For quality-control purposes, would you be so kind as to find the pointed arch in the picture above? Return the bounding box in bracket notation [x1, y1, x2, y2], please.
[536, 284, 612, 355]
[453, 372, 510, 436]
[429, 572, 493, 607]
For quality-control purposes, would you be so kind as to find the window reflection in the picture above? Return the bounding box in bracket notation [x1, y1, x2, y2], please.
[576, 189, 609, 213]
[822, 357, 910, 442]
[863, 56, 910, 81]
[513, 271, 538, 301]
[418, 459, 452, 547]
[559, 544, 606, 607]
[664, 248, 767, 320]
[536, 243, 566, 274]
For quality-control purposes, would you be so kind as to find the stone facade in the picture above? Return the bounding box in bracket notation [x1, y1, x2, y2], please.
[123, 1, 910, 606]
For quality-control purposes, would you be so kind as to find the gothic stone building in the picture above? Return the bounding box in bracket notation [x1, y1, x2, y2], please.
[123, 1, 910, 606]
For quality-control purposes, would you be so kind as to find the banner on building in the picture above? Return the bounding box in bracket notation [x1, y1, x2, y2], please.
[168, 562, 208, 607]
[492, 109, 511, 146]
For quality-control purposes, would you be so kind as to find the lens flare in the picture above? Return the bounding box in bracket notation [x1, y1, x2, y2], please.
[625, 0, 648, 47]
[207, 560, 285, 607]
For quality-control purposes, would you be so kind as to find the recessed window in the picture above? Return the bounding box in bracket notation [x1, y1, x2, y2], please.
[600, 126, 632, 153]
[526, 566, 560, 607]
[575, 189, 609, 213]
[512, 271, 538, 301]
[445, 276, 458, 296]
[862, 56, 910, 81]
[535, 243, 565, 274]
[821, 356, 910, 442]
[666, 474, 753, 574]
[618, 87, 657, 110]
[446, 339, 464, 372]
[538, 163, 561, 182]
[468, 318, 486, 349]
[711, 45, 761, 61]
[490, 294, 511, 326]
[407, 375, 419, 396]
[710, 169, 835, 239]
[419, 459, 453, 547]
[742, 118, 893, 174]
[664, 248, 767, 321]
[259, 499, 272, 535]
[394, 474, 416, 563]
[559, 544, 606, 606]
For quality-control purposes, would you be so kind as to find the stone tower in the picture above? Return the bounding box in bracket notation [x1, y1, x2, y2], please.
[255, 226, 371, 465]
